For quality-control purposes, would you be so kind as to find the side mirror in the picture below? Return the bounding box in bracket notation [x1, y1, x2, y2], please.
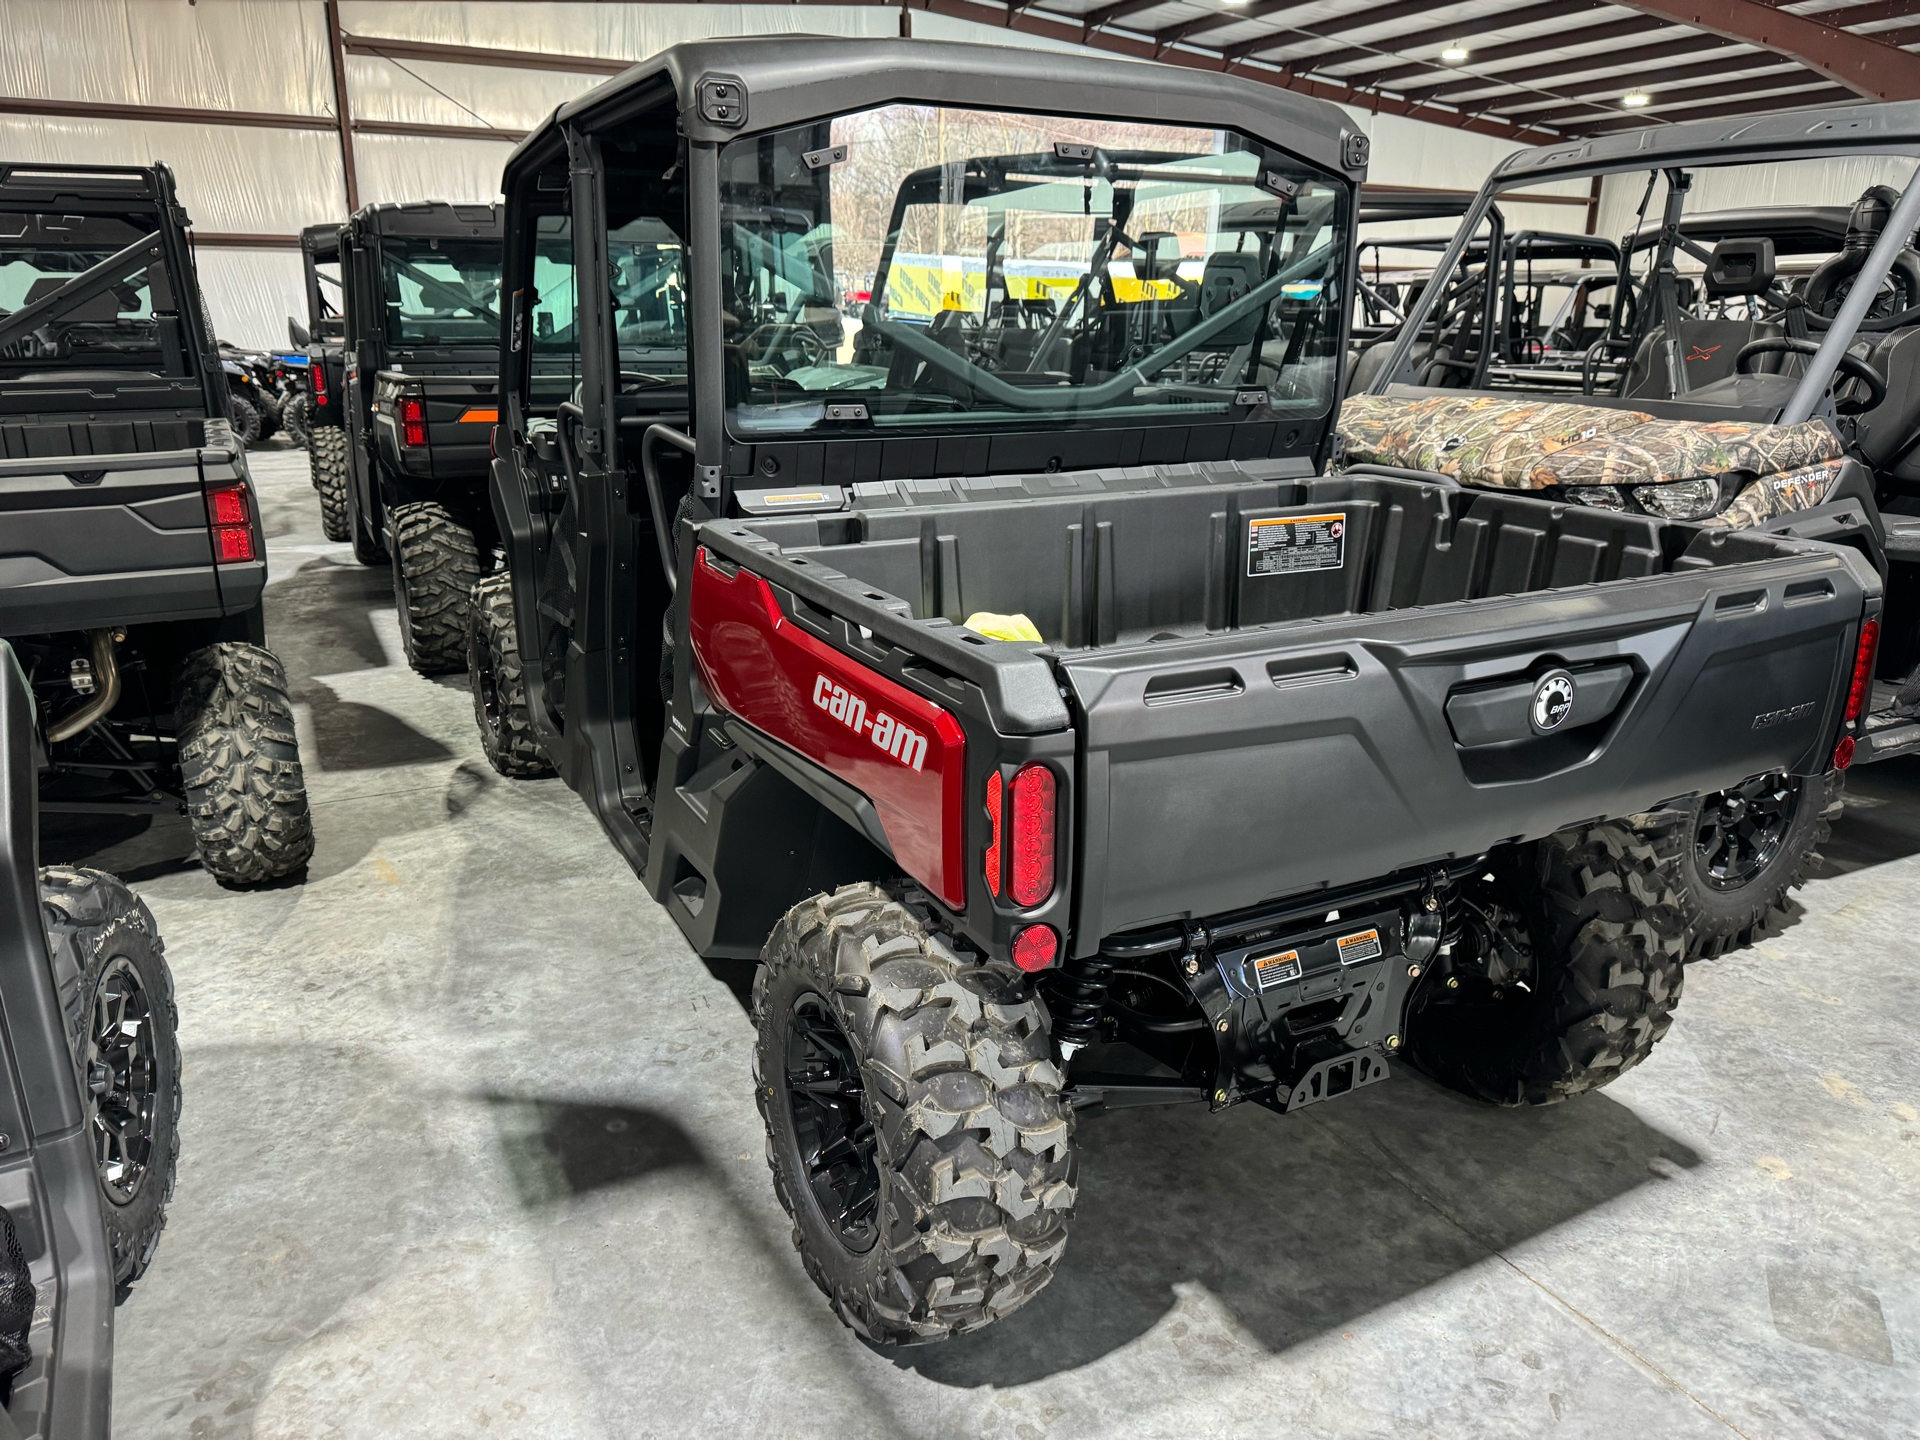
[1593, 303, 1612, 321]
[288, 317, 311, 348]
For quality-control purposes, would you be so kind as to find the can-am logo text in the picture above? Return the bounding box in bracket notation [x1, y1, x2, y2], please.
[813, 674, 929, 772]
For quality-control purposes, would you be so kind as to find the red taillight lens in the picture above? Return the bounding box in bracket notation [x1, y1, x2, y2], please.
[206, 481, 255, 563]
[984, 769, 1003, 898]
[400, 396, 426, 448]
[1833, 734, 1856, 770]
[1845, 619, 1880, 722]
[1009, 763, 1056, 908]
[1011, 924, 1058, 973]
[311, 364, 326, 402]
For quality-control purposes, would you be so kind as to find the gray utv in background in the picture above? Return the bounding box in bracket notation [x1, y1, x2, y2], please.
[481, 38, 1883, 1343]
[0, 162, 314, 886]
[333, 201, 505, 675]
[1346, 105, 1918, 955]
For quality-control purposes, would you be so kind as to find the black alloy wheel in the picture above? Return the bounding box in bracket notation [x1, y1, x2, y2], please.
[1695, 772, 1796, 891]
[86, 954, 162, 1205]
[783, 994, 880, 1254]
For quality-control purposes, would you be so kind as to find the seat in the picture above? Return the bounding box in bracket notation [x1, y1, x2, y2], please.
[1196, 251, 1264, 346]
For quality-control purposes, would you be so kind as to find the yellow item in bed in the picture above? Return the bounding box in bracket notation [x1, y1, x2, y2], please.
[963, 611, 1043, 643]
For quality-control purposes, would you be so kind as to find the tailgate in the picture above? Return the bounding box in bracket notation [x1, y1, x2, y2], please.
[0, 448, 221, 634]
[1062, 546, 1872, 942]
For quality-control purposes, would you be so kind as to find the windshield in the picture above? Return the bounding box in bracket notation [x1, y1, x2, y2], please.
[717, 104, 1348, 441]
[0, 210, 181, 374]
[379, 237, 501, 347]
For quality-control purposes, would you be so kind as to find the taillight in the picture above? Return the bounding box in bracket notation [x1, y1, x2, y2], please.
[311, 363, 327, 403]
[983, 770, 1003, 898]
[1009, 763, 1056, 908]
[206, 481, 255, 563]
[1836, 617, 1881, 769]
[1012, 924, 1058, 973]
[400, 395, 426, 448]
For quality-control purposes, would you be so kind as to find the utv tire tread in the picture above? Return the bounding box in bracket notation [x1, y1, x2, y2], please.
[309, 426, 351, 542]
[1411, 822, 1686, 1108]
[755, 882, 1076, 1345]
[467, 572, 552, 777]
[390, 502, 481, 675]
[37, 866, 180, 1304]
[175, 643, 315, 885]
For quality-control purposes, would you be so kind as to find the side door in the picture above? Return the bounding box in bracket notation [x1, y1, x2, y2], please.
[0, 644, 114, 1438]
[338, 236, 385, 553]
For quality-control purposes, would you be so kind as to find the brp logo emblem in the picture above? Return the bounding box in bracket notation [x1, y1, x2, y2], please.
[1531, 669, 1576, 735]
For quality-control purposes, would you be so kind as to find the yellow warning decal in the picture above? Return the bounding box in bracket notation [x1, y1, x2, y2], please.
[1251, 948, 1302, 989]
[1336, 929, 1383, 964]
[1248, 512, 1346, 578]
[760, 492, 829, 505]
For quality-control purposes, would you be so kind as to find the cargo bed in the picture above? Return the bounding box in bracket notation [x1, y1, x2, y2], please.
[697, 457, 1876, 943]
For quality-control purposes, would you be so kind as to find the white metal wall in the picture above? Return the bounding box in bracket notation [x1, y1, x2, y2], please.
[0, 0, 1737, 347]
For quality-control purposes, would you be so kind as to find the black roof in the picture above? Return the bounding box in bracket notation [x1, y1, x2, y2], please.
[1625, 206, 1860, 255]
[0, 162, 171, 206]
[508, 35, 1359, 180]
[348, 201, 503, 241]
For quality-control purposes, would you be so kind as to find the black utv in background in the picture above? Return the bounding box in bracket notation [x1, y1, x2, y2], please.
[2, 637, 179, 1432]
[334, 201, 504, 674]
[0, 162, 314, 886]
[292, 219, 351, 544]
[482, 39, 1883, 1344]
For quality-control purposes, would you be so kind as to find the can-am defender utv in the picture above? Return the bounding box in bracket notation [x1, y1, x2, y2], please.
[0, 162, 314, 886]
[482, 38, 1883, 1342]
[1342, 105, 1919, 957]
[289, 220, 351, 540]
[334, 202, 505, 674]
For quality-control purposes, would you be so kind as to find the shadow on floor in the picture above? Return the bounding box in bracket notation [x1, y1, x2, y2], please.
[888, 1070, 1698, 1387]
[486, 1095, 708, 1207]
[1812, 755, 1918, 879]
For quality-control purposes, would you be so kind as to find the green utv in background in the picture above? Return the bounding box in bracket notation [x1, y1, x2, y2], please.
[3, 637, 180, 1434]
[1346, 104, 1918, 955]
[331, 201, 506, 675]
[0, 162, 314, 887]
[478, 38, 1884, 1341]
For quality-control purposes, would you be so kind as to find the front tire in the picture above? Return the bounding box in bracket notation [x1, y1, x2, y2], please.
[754, 883, 1076, 1344]
[38, 867, 180, 1303]
[308, 426, 350, 543]
[1673, 772, 1838, 959]
[467, 572, 551, 777]
[227, 393, 262, 447]
[175, 644, 315, 885]
[390, 502, 481, 675]
[1407, 822, 1687, 1106]
[282, 391, 312, 449]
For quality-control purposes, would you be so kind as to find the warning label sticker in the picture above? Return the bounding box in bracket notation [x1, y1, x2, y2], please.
[1250, 948, 1302, 989]
[1336, 929, 1383, 965]
[1248, 513, 1346, 576]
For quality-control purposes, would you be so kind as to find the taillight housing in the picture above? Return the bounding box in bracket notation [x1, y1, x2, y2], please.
[311, 362, 327, 403]
[206, 481, 255, 563]
[399, 395, 426, 448]
[1835, 617, 1881, 769]
[1009, 763, 1056, 908]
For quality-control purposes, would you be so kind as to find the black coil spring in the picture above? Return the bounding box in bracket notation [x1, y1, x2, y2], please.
[1045, 952, 1115, 1049]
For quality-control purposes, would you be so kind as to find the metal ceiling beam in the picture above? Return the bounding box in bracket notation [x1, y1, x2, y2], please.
[322, 0, 359, 213]
[1581, 83, 1860, 131]
[1402, 0, 1915, 99]
[898, 0, 1567, 139]
[1156, 0, 1428, 54]
[1346, 13, 1668, 89]
[1482, 53, 1803, 110]
[1522, 73, 1846, 126]
[340, 32, 629, 75]
[1078, 0, 1173, 34]
[1607, 0, 1917, 98]
[353, 119, 523, 142]
[0, 95, 334, 130]
[1233, 0, 1602, 69]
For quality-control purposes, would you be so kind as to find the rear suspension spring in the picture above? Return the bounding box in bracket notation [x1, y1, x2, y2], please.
[1045, 953, 1113, 1050]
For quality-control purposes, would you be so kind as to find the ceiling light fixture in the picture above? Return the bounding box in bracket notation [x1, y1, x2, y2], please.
[1441, 44, 1469, 62]
[1623, 92, 1652, 107]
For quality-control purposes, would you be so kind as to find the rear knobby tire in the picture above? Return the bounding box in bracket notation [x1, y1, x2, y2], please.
[390, 502, 480, 676]
[227, 394, 262, 447]
[467, 572, 551, 777]
[1668, 772, 1839, 959]
[282, 391, 311, 450]
[754, 882, 1076, 1344]
[1408, 821, 1687, 1106]
[309, 426, 351, 543]
[175, 643, 315, 886]
[37, 867, 180, 1303]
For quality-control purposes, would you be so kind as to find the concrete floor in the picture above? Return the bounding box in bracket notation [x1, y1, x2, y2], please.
[42, 448, 1919, 1439]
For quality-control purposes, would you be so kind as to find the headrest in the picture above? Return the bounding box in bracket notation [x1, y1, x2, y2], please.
[1847, 185, 1902, 253]
[1704, 238, 1775, 297]
[1200, 250, 1262, 310]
